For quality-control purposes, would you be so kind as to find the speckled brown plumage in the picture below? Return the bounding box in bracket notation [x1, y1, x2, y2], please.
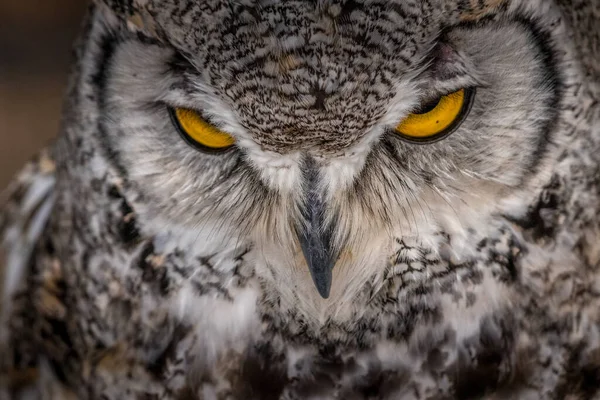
[1, 0, 600, 399]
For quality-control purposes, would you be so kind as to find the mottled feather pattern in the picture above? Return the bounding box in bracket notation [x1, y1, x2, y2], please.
[1, 0, 600, 399]
[0, 149, 57, 399]
[0, 149, 56, 306]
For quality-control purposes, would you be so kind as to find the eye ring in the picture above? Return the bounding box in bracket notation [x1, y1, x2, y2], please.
[394, 87, 476, 144]
[168, 107, 236, 153]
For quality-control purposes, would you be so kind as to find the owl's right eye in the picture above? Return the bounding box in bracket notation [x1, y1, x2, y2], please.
[169, 107, 235, 152]
[395, 88, 475, 143]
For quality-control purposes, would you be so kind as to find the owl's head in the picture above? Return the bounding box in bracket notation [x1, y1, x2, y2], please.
[88, 0, 568, 301]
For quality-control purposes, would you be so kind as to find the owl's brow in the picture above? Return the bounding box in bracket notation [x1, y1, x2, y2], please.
[167, 50, 200, 77]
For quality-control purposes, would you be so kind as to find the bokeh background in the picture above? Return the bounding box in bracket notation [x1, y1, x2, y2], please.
[0, 1, 87, 188]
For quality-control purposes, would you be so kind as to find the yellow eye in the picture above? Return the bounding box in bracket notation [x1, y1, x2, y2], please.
[170, 108, 235, 152]
[395, 88, 474, 142]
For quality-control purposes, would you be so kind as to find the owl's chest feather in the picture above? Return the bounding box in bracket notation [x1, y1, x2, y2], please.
[19, 201, 545, 399]
[6, 145, 600, 399]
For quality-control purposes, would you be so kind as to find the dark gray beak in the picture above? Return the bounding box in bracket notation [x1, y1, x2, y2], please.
[296, 156, 340, 299]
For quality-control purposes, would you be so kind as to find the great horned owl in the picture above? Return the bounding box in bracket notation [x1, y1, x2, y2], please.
[1, 0, 599, 398]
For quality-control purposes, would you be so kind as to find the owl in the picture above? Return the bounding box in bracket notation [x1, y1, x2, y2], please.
[1, 0, 599, 398]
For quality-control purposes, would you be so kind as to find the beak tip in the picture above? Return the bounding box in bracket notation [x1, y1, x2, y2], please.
[306, 261, 333, 299]
[297, 228, 336, 299]
[314, 277, 332, 299]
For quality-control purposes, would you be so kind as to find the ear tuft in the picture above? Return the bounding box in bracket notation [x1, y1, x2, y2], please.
[459, 0, 508, 21]
[93, 0, 161, 39]
[93, 0, 136, 19]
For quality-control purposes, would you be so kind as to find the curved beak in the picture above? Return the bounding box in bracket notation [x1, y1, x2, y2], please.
[295, 156, 340, 299]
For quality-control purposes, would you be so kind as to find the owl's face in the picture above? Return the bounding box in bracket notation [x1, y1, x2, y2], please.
[96, 0, 565, 301]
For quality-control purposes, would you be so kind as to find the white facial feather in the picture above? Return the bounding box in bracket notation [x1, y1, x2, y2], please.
[92, 0, 566, 323]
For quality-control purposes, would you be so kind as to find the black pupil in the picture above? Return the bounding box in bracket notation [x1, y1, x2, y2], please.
[414, 97, 442, 114]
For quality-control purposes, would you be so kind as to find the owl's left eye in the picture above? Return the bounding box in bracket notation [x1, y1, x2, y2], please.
[169, 107, 235, 152]
[395, 88, 475, 143]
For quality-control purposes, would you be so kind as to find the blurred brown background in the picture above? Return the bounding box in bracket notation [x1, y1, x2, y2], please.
[0, 1, 88, 188]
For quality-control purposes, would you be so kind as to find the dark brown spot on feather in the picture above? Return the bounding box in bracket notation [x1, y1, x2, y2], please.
[230, 343, 288, 400]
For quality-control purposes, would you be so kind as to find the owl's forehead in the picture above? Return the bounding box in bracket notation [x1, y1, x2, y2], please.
[116, 0, 509, 57]
[105, 0, 510, 151]
[115, 0, 511, 90]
